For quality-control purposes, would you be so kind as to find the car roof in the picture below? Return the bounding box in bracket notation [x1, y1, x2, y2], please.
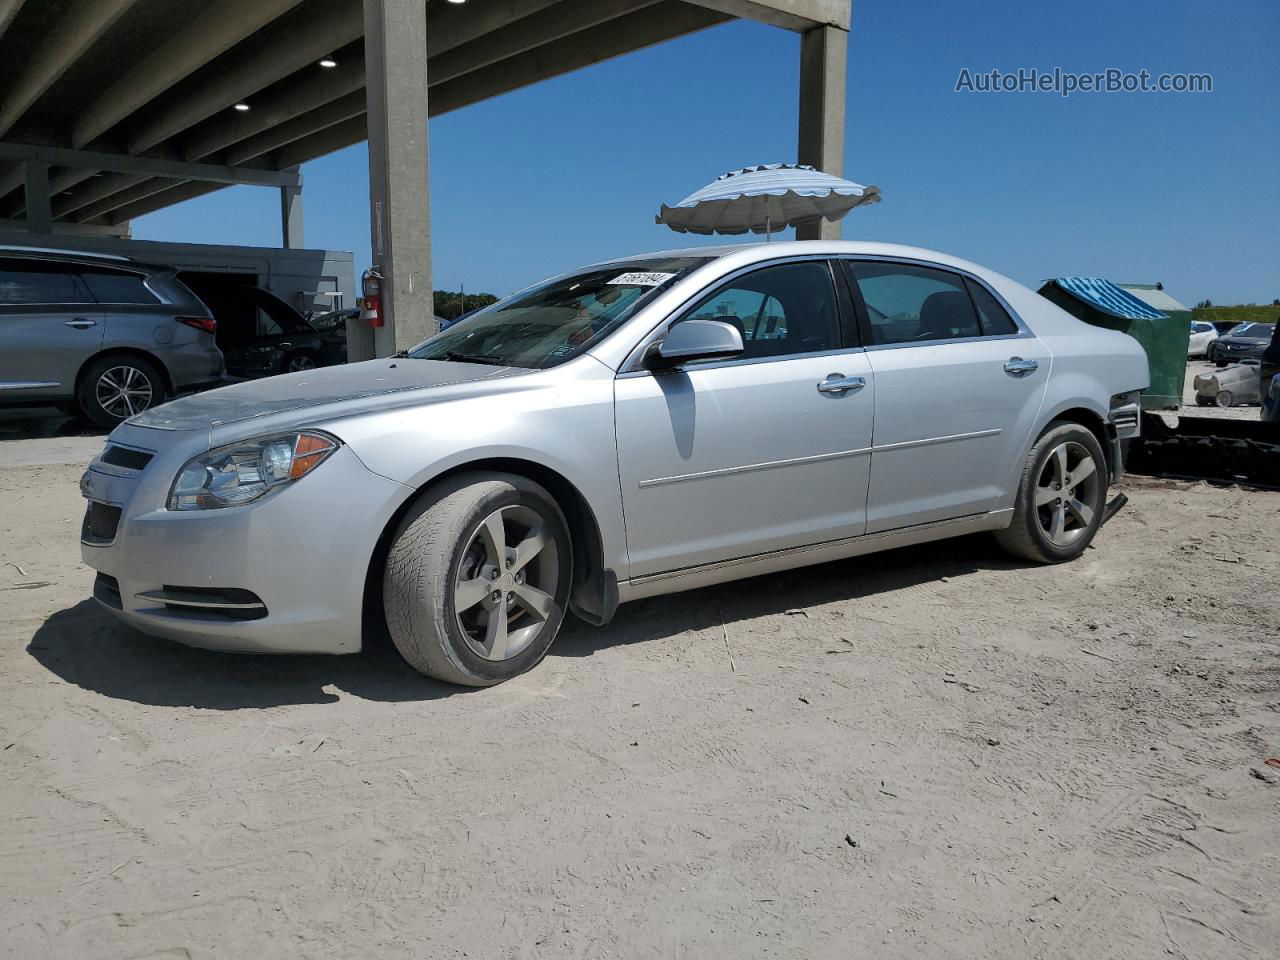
[0, 245, 171, 274]
[595, 239, 1004, 277]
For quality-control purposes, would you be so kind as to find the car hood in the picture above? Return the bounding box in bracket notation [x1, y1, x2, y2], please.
[1218, 336, 1267, 346]
[130, 358, 528, 432]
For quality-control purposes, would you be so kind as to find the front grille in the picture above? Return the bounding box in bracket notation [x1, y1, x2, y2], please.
[101, 445, 154, 471]
[81, 501, 122, 545]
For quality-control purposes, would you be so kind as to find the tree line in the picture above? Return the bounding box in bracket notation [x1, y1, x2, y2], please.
[434, 289, 498, 321]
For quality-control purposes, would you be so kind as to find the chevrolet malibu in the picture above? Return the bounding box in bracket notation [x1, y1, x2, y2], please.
[81, 242, 1147, 686]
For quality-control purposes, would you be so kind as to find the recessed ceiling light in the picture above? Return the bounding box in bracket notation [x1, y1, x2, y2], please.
[319, 57, 337, 68]
[234, 103, 250, 112]
[447, 0, 467, 4]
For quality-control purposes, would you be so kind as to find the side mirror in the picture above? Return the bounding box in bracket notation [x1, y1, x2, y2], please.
[650, 319, 744, 368]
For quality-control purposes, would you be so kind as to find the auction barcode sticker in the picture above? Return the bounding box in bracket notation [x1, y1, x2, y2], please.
[608, 272, 675, 286]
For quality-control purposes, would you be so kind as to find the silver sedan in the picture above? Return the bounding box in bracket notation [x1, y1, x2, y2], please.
[80, 241, 1147, 686]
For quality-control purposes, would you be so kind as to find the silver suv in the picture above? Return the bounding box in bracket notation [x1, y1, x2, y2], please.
[0, 248, 224, 426]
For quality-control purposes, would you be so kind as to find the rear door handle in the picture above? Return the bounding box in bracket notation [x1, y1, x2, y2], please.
[64, 318, 96, 329]
[1004, 357, 1038, 376]
[817, 374, 866, 394]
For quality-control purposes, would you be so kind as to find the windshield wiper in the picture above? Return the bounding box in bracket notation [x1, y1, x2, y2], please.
[440, 351, 507, 365]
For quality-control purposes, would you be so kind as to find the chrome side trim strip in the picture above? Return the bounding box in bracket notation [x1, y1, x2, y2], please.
[0, 381, 60, 390]
[639, 445, 872, 488]
[872, 428, 1002, 453]
[620, 509, 1014, 601]
[637, 429, 1000, 488]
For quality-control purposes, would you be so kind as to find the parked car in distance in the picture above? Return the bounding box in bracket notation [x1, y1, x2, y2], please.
[80, 241, 1146, 687]
[0, 248, 223, 426]
[220, 287, 347, 377]
[1187, 320, 1218, 358]
[1259, 320, 1280, 395]
[1262, 373, 1280, 423]
[309, 306, 357, 336]
[1207, 322, 1275, 366]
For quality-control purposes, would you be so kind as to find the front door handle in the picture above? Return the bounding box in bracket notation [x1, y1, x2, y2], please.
[1004, 357, 1038, 377]
[817, 374, 866, 395]
[64, 318, 97, 329]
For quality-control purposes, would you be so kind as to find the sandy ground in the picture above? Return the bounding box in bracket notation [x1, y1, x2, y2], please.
[1, 435, 1278, 960]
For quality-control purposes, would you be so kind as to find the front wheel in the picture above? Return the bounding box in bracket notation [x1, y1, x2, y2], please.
[1215, 390, 1234, 408]
[280, 350, 319, 374]
[383, 473, 572, 686]
[995, 421, 1108, 564]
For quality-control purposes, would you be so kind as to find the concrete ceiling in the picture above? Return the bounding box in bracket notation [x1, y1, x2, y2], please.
[0, 0, 847, 227]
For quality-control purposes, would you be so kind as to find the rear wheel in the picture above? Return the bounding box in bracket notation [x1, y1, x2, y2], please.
[383, 473, 572, 686]
[77, 355, 165, 427]
[995, 421, 1108, 564]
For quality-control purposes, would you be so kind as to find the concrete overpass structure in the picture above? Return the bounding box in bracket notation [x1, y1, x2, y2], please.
[0, 0, 851, 356]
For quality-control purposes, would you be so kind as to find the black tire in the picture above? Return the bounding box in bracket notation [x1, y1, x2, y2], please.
[280, 350, 319, 374]
[76, 354, 165, 427]
[383, 472, 573, 686]
[1215, 390, 1234, 408]
[1194, 395, 1213, 407]
[994, 421, 1109, 564]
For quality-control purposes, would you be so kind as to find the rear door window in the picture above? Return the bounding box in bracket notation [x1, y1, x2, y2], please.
[845, 261, 982, 345]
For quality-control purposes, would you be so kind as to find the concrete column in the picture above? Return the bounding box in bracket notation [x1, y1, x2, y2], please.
[23, 159, 52, 232]
[362, 0, 434, 359]
[280, 175, 304, 249]
[796, 23, 847, 241]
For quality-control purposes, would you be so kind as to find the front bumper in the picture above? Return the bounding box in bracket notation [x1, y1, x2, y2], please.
[80, 428, 410, 655]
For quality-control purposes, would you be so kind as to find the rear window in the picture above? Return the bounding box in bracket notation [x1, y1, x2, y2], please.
[965, 278, 1020, 336]
[79, 269, 159, 304]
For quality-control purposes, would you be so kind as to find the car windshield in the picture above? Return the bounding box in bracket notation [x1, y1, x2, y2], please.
[1231, 323, 1273, 338]
[407, 257, 709, 368]
[310, 309, 351, 333]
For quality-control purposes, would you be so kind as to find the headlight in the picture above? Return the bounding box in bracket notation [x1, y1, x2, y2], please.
[167, 431, 339, 511]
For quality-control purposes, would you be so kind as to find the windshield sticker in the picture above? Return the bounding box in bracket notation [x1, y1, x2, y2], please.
[608, 271, 675, 287]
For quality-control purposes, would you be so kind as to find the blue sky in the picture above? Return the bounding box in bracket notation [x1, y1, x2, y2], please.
[135, 0, 1278, 306]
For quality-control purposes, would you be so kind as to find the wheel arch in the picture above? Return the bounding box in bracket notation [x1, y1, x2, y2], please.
[75, 347, 175, 398]
[362, 456, 617, 638]
[1038, 403, 1114, 477]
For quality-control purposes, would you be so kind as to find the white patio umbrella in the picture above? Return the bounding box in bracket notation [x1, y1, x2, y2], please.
[656, 163, 881, 239]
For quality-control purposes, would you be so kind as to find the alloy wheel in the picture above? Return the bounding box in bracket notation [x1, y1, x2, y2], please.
[453, 504, 560, 661]
[1035, 440, 1101, 548]
[95, 365, 154, 419]
[287, 354, 318, 372]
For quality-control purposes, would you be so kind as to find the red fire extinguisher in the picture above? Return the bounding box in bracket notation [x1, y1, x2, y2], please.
[359, 267, 384, 328]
